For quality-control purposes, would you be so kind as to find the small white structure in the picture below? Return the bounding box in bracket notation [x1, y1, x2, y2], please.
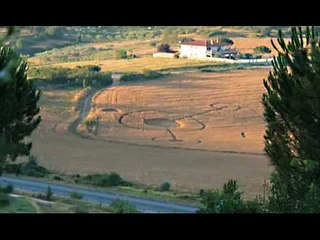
[179, 39, 237, 59]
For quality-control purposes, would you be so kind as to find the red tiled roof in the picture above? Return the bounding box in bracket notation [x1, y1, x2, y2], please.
[181, 40, 207, 46]
[181, 39, 230, 47]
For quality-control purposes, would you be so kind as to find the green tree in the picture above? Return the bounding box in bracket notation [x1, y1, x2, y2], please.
[218, 37, 234, 45]
[116, 49, 127, 59]
[262, 26, 320, 212]
[198, 179, 266, 213]
[159, 182, 171, 192]
[157, 43, 171, 53]
[199, 180, 245, 213]
[0, 46, 41, 172]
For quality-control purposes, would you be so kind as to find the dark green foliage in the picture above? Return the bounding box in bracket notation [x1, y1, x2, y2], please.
[116, 49, 127, 59]
[2, 161, 22, 176]
[108, 172, 123, 186]
[77, 172, 132, 187]
[120, 71, 163, 82]
[262, 26, 320, 212]
[198, 179, 267, 213]
[52, 175, 63, 181]
[254, 46, 272, 54]
[20, 155, 50, 178]
[0, 184, 14, 194]
[159, 182, 171, 192]
[110, 199, 139, 213]
[69, 191, 83, 200]
[236, 53, 261, 59]
[2, 156, 50, 178]
[0, 46, 41, 170]
[0, 193, 10, 207]
[29, 66, 112, 88]
[46, 185, 53, 201]
[86, 65, 101, 72]
[218, 37, 234, 45]
[149, 41, 157, 47]
[179, 37, 194, 43]
[157, 43, 171, 53]
[208, 31, 227, 37]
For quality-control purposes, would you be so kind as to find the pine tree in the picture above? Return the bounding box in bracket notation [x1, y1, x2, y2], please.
[0, 45, 41, 172]
[262, 26, 320, 212]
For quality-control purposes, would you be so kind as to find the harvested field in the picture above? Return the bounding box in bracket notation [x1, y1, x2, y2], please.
[30, 68, 273, 198]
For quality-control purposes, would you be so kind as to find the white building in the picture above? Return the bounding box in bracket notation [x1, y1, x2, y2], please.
[179, 39, 237, 59]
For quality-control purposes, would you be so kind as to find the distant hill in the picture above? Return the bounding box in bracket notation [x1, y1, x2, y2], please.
[3, 26, 319, 57]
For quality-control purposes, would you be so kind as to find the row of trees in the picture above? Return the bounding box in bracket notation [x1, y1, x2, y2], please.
[29, 65, 113, 88]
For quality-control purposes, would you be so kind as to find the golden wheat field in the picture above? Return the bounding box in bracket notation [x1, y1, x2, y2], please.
[30, 68, 273, 198]
[88, 68, 270, 153]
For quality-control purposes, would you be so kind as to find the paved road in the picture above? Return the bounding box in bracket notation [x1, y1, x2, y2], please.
[0, 176, 199, 213]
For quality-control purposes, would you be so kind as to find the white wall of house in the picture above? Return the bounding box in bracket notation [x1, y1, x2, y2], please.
[180, 45, 207, 58]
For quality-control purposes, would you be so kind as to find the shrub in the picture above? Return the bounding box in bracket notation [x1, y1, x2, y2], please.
[218, 37, 234, 45]
[108, 172, 122, 186]
[78, 172, 130, 187]
[149, 41, 157, 47]
[52, 175, 63, 181]
[253, 45, 272, 54]
[30, 66, 112, 88]
[0, 185, 14, 194]
[0, 193, 10, 207]
[157, 43, 171, 53]
[116, 49, 127, 59]
[198, 179, 267, 213]
[179, 37, 194, 43]
[120, 73, 143, 82]
[208, 31, 227, 37]
[142, 70, 162, 79]
[45, 186, 53, 201]
[120, 71, 163, 82]
[3, 162, 22, 175]
[20, 156, 50, 178]
[110, 199, 139, 213]
[159, 182, 171, 192]
[69, 191, 83, 200]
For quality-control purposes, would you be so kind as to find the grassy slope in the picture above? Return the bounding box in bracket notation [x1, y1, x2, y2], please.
[0, 196, 36, 213]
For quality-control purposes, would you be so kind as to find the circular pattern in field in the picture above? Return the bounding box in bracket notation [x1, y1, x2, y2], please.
[144, 118, 180, 128]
